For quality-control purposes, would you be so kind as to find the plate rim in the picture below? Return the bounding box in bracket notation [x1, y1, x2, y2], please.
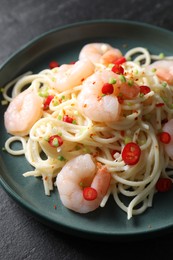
[1, 19, 173, 241]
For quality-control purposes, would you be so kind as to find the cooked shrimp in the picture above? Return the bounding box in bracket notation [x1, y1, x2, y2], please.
[54, 59, 95, 91]
[162, 119, 173, 159]
[79, 43, 122, 65]
[148, 60, 173, 85]
[77, 69, 121, 122]
[4, 88, 43, 136]
[56, 154, 111, 213]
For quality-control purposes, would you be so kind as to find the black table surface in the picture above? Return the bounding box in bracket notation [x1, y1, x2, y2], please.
[1, 0, 173, 259]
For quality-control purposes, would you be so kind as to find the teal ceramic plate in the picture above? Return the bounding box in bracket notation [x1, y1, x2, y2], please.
[1, 20, 173, 241]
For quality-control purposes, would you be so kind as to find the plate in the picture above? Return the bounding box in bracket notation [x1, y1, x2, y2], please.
[1, 20, 173, 241]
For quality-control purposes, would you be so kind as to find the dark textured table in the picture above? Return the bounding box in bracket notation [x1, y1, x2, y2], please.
[1, 0, 173, 259]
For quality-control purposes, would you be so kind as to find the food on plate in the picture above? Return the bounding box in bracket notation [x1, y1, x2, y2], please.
[2, 43, 173, 219]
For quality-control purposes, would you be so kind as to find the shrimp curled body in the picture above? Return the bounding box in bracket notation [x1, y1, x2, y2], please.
[77, 69, 121, 122]
[4, 88, 43, 136]
[79, 43, 122, 65]
[54, 60, 95, 91]
[56, 154, 111, 213]
[148, 60, 173, 85]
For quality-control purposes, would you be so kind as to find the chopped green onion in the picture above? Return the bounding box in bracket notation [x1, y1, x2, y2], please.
[38, 91, 49, 97]
[159, 53, 165, 59]
[124, 136, 132, 144]
[151, 68, 157, 73]
[109, 78, 117, 84]
[134, 69, 139, 75]
[44, 136, 50, 141]
[162, 82, 167, 88]
[58, 155, 66, 161]
[72, 120, 77, 125]
[119, 75, 126, 83]
[52, 138, 59, 147]
[108, 63, 114, 69]
[128, 79, 134, 86]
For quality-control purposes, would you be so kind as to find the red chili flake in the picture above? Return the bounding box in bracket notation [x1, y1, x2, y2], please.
[122, 142, 141, 165]
[156, 178, 172, 192]
[159, 132, 171, 144]
[49, 61, 59, 69]
[83, 187, 98, 201]
[101, 83, 114, 95]
[63, 115, 73, 123]
[54, 205, 57, 209]
[111, 64, 124, 74]
[69, 61, 76, 64]
[117, 95, 124, 104]
[43, 95, 54, 110]
[120, 130, 125, 137]
[48, 135, 63, 147]
[113, 56, 126, 65]
[140, 85, 151, 95]
[161, 118, 168, 125]
[156, 103, 164, 107]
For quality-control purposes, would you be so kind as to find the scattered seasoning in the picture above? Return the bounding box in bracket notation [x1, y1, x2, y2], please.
[127, 79, 134, 86]
[113, 56, 126, 65]
[156, 103, 164, 107]
[162, 82, 167, 88]
[38, 89, 49, 97]
[159, 132, 171, 144]
[63, 115, 74, 123]
[140, 85, 151, 95]
[48, 135, 63, 147]
[53, 205, 57, 209]
[83, 187, 98, 200]
[124, 136, 132, 144]
[151, 68, 157, 73]
[111, 64, 124, 74]
[119, 75, 126, 83]
[156, 178, 172, 192]
[109, 77, 117, 84]
[49, 60, 59, 69]
[43, 95, 54, 110]
[58, 155, 66, 161]
[101, 83, 114, 95]
[159, 53, 165, 59]
[122, 142, 141, 165]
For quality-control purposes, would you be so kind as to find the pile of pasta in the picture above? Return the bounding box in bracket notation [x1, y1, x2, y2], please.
[3, 45, 173, 219]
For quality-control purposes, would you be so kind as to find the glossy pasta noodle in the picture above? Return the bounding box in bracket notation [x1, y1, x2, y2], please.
[2, 43, 173, 219]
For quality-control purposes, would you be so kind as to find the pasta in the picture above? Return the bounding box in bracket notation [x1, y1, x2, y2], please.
[2, 43, 173, 219]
